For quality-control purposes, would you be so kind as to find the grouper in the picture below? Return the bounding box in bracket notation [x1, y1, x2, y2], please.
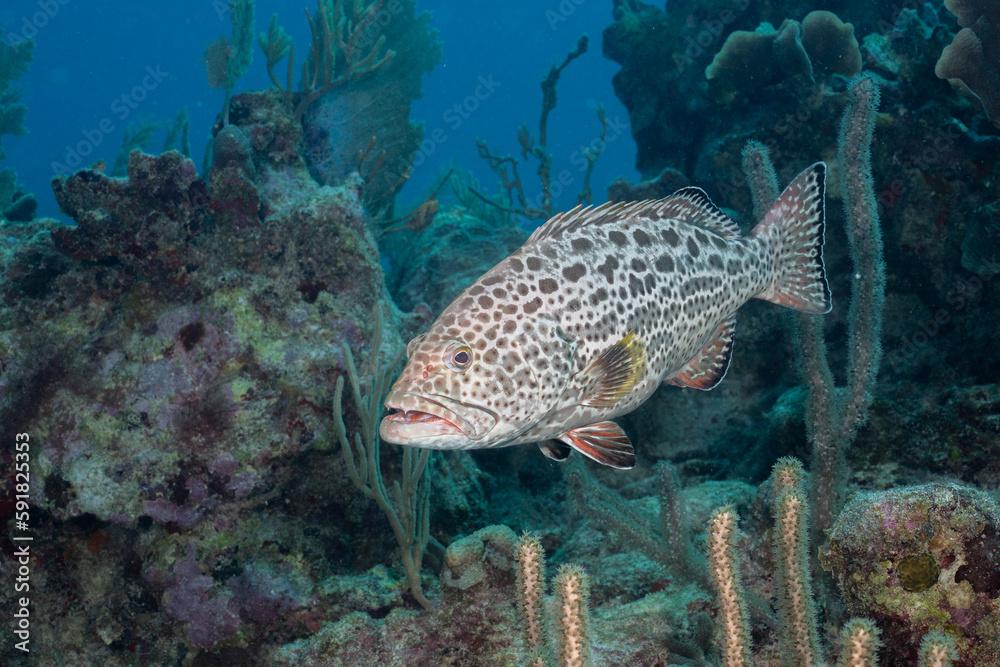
[380, 164, 830, 469]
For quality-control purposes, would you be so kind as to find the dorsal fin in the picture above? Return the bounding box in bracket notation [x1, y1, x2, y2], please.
[527, 200, 643, 243]
[664, 314, 737, 391]
[527, 190, 742, 244]
[659, 187, 742, 240]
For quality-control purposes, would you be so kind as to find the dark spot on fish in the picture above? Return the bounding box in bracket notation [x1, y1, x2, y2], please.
[727, 260, 740, 274]
[493, 287, 508, 298]
[632, 229, 652, 247]
[478, 295, 494, 308]
[523, 296, 543, 314]
[608, 230, 628, 247]
[644, 274, 656, 291]
[597, 256, 619, 283]
[694, 230, 709, 245]
[562, 263, 586, 282]
[517, 283, 529, 296]
[630, 258, 647, 272]
[526, 256, 543, 271]
[686, 237, 700, 257]
[509, 257, 524, 272]
[655, 254, 675, 272]
[469, 285, 485, 295]
[483, 274, 503, 286]
[571, 237, 593, 252]
[590, 287, 609, 305]
[629, 274, 645, 296]
[708, 254, 724, 270]
[711, 235, 728, 250]
[661, 228, 680, 246]
[541, 245, 558, 259]
[503, 320, 516, 334]
[539, 278, 558, 294]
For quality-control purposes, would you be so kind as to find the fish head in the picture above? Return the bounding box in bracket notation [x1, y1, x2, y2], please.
[380, 288, 576, 449]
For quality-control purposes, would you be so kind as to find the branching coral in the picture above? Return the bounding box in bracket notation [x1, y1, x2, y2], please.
[473, 37, 607, 221]
[333, 308, 434, 610]
[706, 459, 881, 666]
[553, 564, 592, 667]
[512, 533, 594, 667]
[919, 630, 959, 667]
[741, 75, 885, 542]
[204, 0, 255, 125]
[771, 464, 822, 666]
[835, 618, 881, 667]
[258, 0, 396, 120]
[515, 533, 547, 665]
[0, 35, 33, 218]
[0, 37, 32, 160]
[564, 459, 703, 584]
[707, 506, 752, 667]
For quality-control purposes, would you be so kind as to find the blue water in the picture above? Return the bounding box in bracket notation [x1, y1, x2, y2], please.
[2, 0, 636, 220]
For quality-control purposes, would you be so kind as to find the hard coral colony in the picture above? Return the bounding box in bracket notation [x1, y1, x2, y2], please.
[0, 0, 998, 666]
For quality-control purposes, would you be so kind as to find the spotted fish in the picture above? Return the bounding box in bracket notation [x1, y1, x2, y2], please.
[380, 164, 830, 469]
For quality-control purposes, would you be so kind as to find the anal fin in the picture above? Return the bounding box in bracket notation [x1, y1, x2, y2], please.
[559, 421, 635, 469]
[665, 315, 736, 391]
[538, 440, 572, 462]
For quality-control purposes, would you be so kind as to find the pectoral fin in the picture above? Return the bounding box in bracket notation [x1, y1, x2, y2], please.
[665, 315, 736, 391]
[538, 439, 572, 462]
[579, 331, 646, 408]
[558, 421, 635, 469]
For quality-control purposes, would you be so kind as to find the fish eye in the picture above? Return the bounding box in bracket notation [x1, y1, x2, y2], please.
[445, 342, 473, 371]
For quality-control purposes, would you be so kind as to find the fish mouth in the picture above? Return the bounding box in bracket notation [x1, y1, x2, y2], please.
[380, 391, 497, 447]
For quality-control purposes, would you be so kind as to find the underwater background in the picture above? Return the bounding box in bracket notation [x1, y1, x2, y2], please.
[0, 0, 998, 665]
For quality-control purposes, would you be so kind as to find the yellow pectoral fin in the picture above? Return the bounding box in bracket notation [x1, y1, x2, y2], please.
[579, 331, 646, 408]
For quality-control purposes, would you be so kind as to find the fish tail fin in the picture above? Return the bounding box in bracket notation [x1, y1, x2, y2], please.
[751, 162, 831, 314]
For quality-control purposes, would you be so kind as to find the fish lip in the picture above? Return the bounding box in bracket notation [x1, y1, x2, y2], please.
[383, 392, 498, 441]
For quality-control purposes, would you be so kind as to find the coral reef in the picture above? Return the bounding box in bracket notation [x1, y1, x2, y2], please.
[824, 483, 1000, 666]
[1, 90, 411, 662]
[935, 0, 1000, 126]
[705, 11, 861, 103]
[1, 1, 998, 664]
[298, 0, 441, 215]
